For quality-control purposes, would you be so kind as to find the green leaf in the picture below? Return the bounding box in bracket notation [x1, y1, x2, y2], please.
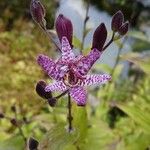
[128, 30, 150, 43]
[116, 103, 150, 133]
[39, 103, 87, 150]
[83, 27, 92, 39]
[125, 133, 150, 150]
[72, 103, 87, 143]
[120, 52, 150, 75]
[73, 36, 82, 49]
[0, 135, 25, 150]
[39, 124, 79, 150]
[80, 119, 117, 150]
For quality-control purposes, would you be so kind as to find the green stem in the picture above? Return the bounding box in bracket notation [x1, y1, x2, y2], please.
[55, 90, 69, 99]
[80, 0, 90, 53]
[38, 22, 61, 51]
[110, 37, 128, 77]
[67, 94, 73, 132]
[18, 126, 27, 143]
[14, 107, 27, 143]
[104, 36, 128, 100]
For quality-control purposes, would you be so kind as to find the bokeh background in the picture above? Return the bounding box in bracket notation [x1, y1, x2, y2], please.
[0, 0, 150, 150]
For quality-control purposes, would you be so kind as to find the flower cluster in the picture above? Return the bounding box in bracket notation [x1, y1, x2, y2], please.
[111, 11, 129, 37]
[30, 0, 129, 106]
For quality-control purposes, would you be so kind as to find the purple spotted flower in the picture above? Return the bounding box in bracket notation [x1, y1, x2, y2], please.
[37, 14, 111, 106]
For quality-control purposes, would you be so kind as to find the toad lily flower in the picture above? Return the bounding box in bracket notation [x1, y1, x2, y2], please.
[37, 14, 111, 106]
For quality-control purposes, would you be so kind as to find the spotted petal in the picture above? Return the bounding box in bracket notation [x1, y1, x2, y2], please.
[76, 48, 101, 75]
[37, 54, 68, 80]
[81, 74, 111, 86]
[45, 81, 67, 92]
[60, 36, 75, 62]
[37, 54, 56, 77]
[69, 87, 87, 106]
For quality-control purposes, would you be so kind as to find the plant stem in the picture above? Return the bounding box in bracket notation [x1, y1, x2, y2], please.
[102, 32, 115, 51]
[14, 107, 27, 143]
[104, 36, 128, 98]
[110, 36, 128, 76]
[38, 22, 61, 51]
[18, 126, 27, 143]
[55, 90, 69, 99]
[80, 0, 90, 53]
[67, 94, 73, 132]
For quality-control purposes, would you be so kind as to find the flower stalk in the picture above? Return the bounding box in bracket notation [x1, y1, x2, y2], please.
[12, 106, 27, 143]
[102, 31, 115, 51]
[67, 94, 73, 132]
[110, 36, 128, 77]
[55, 90, 69, 99]
[80, 0, 90, 52]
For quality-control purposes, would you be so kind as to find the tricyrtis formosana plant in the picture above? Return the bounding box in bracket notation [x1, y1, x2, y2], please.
[29, 0, 128, 149]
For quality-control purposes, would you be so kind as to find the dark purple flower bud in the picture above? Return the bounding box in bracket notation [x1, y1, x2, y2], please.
[36, 80, 52, 99]
[111, 10, 124, 32]
[10, 118, 18, 126]
[92, 23, 107, 51]
[30, 0, 45, 23]
[11, 105, 16, 112]
[0, 113, 4, 118]
[28, 137, 39, 150]
[77, 104, 86, 107]
[55, 14, 73, 47]
[118, 21, 129, 35]
[48, 97, 57, 107]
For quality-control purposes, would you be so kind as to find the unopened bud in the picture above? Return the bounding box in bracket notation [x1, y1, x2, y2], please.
[30, 0, 45, 23]
[28, 137, 39, 150]
[118, 21, 129, 35]
[48, 97, 57, 107]
[55, 14, 73, 47]
[0, 113, 4, 118]
[92, 23, 107, 51]
[77, 104, 86, 107]
[36, 80, 52, 99]
[10, 118, 18, 126]
[111, 10, 124, 32]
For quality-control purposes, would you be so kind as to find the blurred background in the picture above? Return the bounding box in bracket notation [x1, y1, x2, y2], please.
[0, 0, 150, 150]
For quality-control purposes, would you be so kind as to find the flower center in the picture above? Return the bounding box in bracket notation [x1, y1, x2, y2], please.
[63, 71, 81, 87]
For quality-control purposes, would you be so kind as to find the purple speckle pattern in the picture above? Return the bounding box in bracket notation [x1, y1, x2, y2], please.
[36, 14, 112, 106]
[45, 81, 67, 92]
[37, 54, 68, 80]
[76, 48, 101, 75]
[37, 50, 111, 106]
[61, 36, 75, 62]
[81, 74, 111, 86]
[37, 54, 56, 76]
[69, 87, 87, 106]
[50, 62, 68, 80]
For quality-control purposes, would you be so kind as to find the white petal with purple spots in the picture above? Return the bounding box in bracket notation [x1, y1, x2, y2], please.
[45, 81, 67, 92]
[81, 74, 111, 86]
[76, 48, 101, 75]
[69, 87, 87, 106]
[61, 36, 75, 62]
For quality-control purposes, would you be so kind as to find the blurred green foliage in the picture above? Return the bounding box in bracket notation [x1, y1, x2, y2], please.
[0, 0, 58, 30]
[0, 20, 150, 149]
[0, 1, 150, 150]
